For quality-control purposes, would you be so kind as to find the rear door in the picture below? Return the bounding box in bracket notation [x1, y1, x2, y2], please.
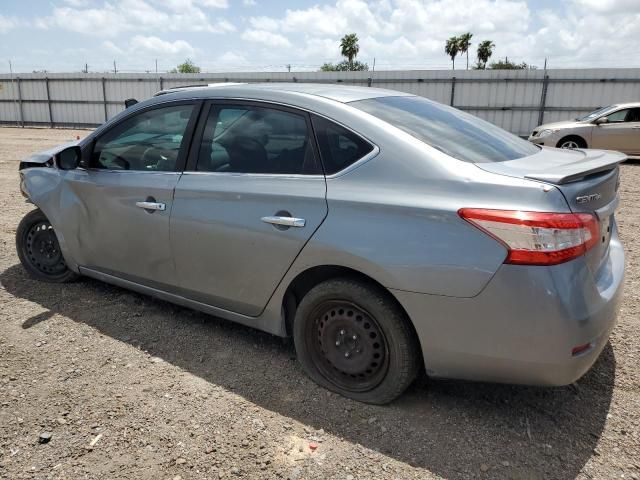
[170, 101, 328, 316]
[592, 108, 640, 154]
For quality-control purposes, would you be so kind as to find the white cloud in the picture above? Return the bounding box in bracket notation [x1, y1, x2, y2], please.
[249, 16, 279, 31]
[196, 0, 229, 7]
[532, 2, 640, 68]
[63, 0, 90, 6]
[243, 0, 257, 5]
[102, 40, 123, 55]
[35, 0, 235, 36]
[241, 29, 291, 48]
[130, 35, 195, 56]
[0, 15, 17, 34]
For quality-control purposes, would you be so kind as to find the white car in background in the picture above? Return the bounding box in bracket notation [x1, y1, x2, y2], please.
[529, 103, 640, 158]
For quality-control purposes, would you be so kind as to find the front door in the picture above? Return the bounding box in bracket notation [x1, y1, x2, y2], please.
[61, 102, 198, 288]
[592, 107, 640, 155]
[171, 101, 328, 316]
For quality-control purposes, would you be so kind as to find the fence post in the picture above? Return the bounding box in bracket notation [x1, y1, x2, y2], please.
[450, 76, 456, 106]
[45, 77, 54, 127]
[17, 77, 24, 127]
[537, 75, 549, 126]
[101, 77, 108, 122]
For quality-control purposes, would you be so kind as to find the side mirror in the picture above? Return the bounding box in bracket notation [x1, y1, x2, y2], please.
[595, 117, 608, 125]
[56, 146, 82, 170]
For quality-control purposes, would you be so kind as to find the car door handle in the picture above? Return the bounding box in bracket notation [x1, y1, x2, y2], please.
[261, 216, 306, 228]
[136, 201, 166, 211]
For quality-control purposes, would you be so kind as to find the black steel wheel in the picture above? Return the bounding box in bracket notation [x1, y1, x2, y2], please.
[311, 301, 389, 392]
[294, 278, 421, 404]
[16, 209, 79, 283]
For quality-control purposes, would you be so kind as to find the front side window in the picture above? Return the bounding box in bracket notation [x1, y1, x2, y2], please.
[311, 116, 374, 175]
[196, 104, 319, 174]
[605, 109, 630, 123]
[351, 96, 539, 163]
[92, 104, 194, 171]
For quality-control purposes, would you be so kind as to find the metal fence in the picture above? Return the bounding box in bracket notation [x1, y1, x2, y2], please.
[1, 68, 639, 136]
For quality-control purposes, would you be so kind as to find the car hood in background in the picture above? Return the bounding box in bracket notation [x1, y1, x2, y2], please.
[535, 120, 588, 131]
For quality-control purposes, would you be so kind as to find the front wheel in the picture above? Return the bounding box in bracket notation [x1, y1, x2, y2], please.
[16, 209, 79, 283]
[293, 278, 421, 404]
[557, 135, 587, 149]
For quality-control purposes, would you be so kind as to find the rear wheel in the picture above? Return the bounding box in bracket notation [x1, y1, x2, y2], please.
[293, 278, 421, 404]
[557, 135, 587, 149]
[16, 209, 79, 283]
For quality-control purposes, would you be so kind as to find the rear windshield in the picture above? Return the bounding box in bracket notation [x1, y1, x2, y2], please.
[350, 96, 539, 163]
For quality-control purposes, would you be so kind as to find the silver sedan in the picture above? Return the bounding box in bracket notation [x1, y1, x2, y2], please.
[17, 84, 625, 403]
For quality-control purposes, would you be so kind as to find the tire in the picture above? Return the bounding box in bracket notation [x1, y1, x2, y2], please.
[16, 209, 79, 283]
[293, 278, 421, 404]
[556, 135, 587, 149]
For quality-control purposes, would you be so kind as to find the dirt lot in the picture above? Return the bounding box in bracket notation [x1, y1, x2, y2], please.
[0, 127, 638, 480]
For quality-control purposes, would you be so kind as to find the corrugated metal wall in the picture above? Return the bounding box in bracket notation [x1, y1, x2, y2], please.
[1, 68, 639, 136]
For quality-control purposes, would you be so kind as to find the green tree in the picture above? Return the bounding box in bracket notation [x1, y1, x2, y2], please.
[320, 60, 368, 71]
[457, 32, 473, 70]
[489, 58, 537, 70]
[170, 59, 201, 74]
[476, 40, 495, 69]
[445, 36, 460, 70]
[340, 33, 360, 68]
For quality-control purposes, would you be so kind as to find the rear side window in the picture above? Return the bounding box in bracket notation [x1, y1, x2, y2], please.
[311, 116, 374, 174]
[196, 104, 320, 175]
[351, 96, 539, 163]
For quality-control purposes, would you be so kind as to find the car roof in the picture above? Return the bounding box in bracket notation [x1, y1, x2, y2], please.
[611, 102, 640, 109]
[152, 82, 413, 104]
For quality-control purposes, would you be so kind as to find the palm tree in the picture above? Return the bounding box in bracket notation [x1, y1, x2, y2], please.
[457, 32, 473, 70]
[476, 40, 495, 69]
[340, 33, 360, 69]
[445, 36, 459, 70]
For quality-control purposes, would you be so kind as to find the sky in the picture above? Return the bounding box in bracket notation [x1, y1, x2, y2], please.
[1, 0, 639, 73]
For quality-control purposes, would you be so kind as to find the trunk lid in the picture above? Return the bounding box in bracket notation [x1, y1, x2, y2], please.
[476, 147, 625, 273]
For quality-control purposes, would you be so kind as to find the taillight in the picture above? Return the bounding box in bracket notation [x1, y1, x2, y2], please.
[458, 209, 599, 266]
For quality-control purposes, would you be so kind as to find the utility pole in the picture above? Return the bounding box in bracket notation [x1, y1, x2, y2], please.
[83, 63, 88, 73]
[113, 60, 117, 74]
[155, 59, 158, 74]
[372, 57, 376, 73]
[543, 57, 547, 71]
[286, 64, 291, 72]
[9, 60, 19, 127]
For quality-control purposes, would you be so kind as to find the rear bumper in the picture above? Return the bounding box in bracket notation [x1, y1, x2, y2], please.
[394, 234, 624, 386]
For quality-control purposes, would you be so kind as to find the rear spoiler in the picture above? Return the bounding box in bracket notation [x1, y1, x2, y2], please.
[524, 150, 626, 184]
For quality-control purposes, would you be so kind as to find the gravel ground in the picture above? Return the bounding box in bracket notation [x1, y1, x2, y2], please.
[0, 127, 638, 480]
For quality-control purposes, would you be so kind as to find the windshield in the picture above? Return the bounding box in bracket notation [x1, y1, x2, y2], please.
[351, 96, 539, 163]
[576, 105, 616, 122]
